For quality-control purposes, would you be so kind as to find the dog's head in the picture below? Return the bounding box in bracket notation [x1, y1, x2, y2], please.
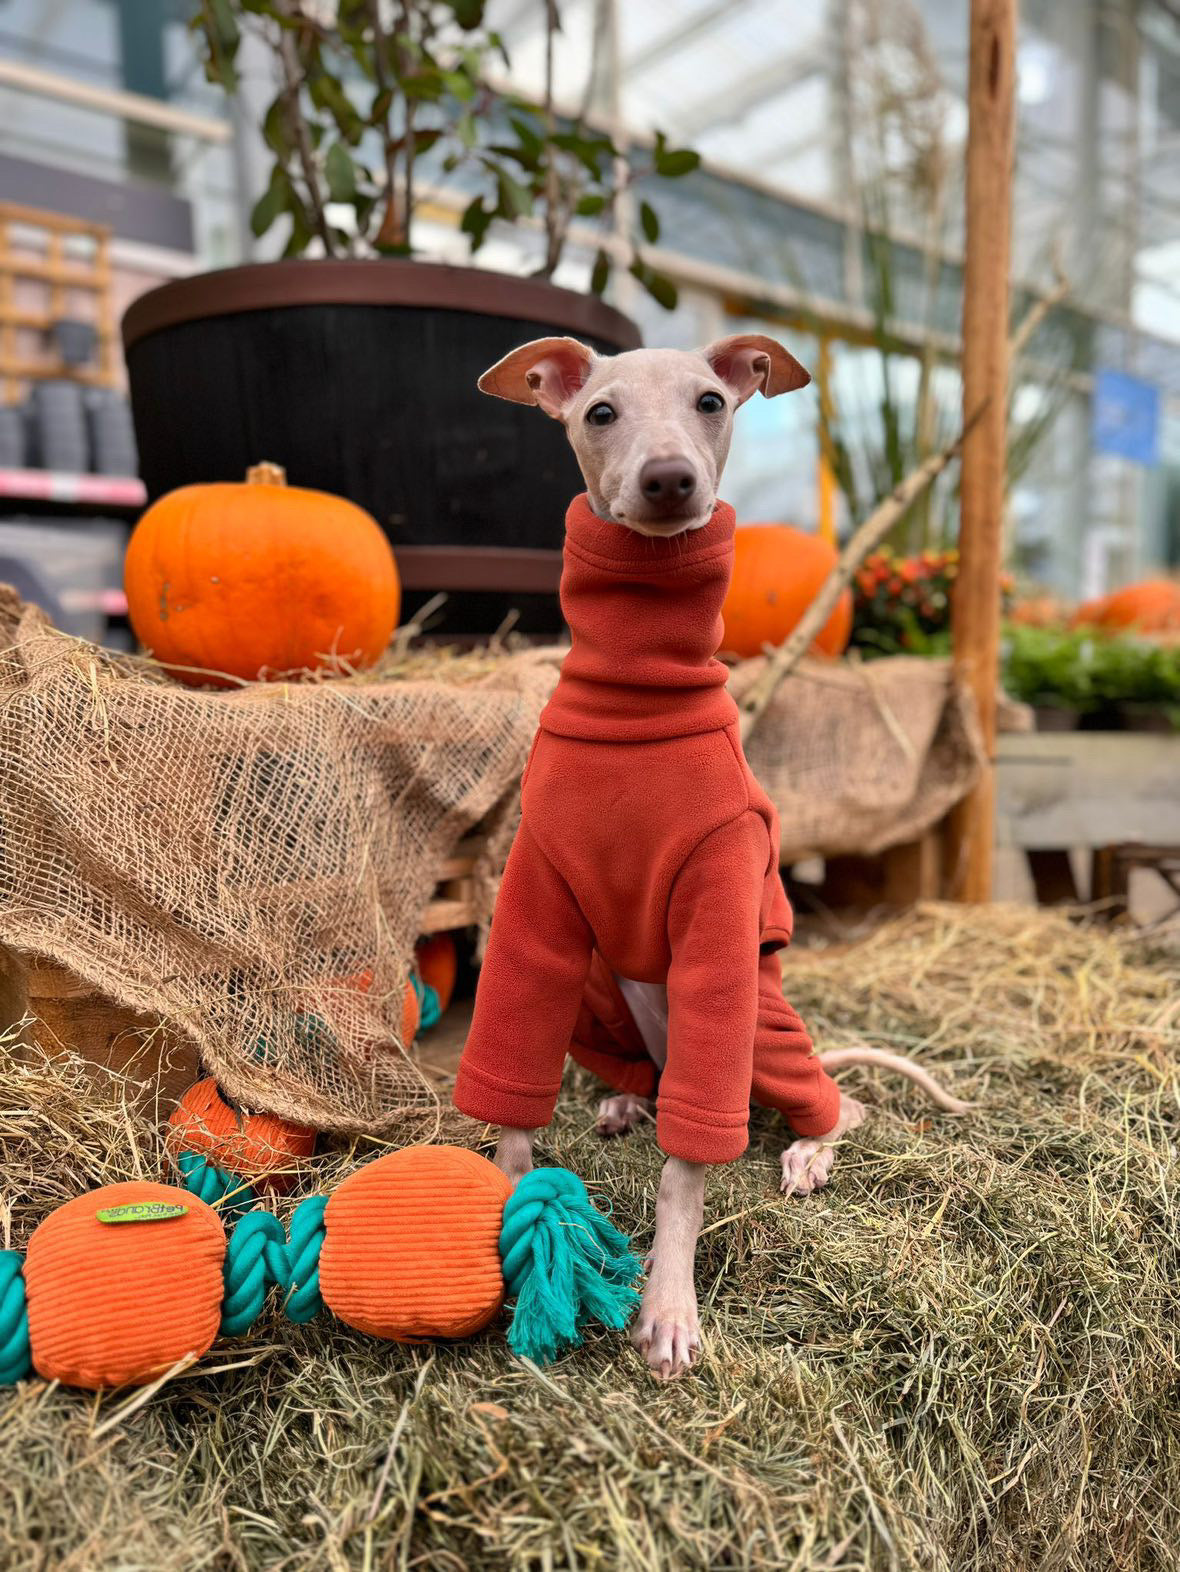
[477, 335, 811, 537]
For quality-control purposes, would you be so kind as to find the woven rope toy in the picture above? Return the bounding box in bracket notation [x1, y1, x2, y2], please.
[0, 1145, 640, 1391]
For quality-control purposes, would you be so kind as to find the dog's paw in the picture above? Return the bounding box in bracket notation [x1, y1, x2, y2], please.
[779, 1094, 868, 1197]
[779, 1137, 837, 1196]
[596, 1092, 655, 1138]
[631, 1298, 701, 1381]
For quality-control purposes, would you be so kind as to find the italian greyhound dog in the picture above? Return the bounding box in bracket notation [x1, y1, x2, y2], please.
[454, 333, 968, 1379]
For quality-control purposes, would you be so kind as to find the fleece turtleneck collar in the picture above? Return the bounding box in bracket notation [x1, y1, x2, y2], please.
[539, 492, 739, 743]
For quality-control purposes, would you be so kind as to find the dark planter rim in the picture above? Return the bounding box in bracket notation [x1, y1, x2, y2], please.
[122, 258, 641, 352]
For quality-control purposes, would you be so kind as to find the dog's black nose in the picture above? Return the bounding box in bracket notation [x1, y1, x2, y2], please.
[639, 458, 697, 507]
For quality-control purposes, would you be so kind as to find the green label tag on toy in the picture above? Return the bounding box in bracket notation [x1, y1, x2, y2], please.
[96, 1202, 189, 1225]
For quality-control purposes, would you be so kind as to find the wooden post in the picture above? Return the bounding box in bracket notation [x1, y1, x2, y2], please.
[944, 0, 1017, 902]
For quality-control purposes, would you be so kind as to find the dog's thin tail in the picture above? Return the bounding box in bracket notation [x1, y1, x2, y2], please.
[817, 1046, 973, 1115]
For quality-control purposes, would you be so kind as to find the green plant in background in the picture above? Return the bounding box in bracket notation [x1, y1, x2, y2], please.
[194, 0, 698, 307]
[1001, 624, 1180, 726]
[1002, 626, 1100, 713]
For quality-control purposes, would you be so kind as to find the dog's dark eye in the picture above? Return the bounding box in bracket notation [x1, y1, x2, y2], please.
[697, 391, 725, 414]
[586, 402, 616, 427]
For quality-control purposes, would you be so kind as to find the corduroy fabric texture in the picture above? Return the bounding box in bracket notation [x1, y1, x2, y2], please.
[167, 1078, 316, 1195]
[23, 1180, 226, 1390]
[455, 496, 839, 1162]
[319, 1147, 512, 1343]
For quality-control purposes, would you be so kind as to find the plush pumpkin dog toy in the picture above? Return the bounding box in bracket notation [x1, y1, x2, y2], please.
[0, 1144, 639, 1390]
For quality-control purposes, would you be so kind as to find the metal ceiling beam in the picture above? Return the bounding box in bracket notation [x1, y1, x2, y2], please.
[668, 50, 824, 138]
[623, 0, 762, 75]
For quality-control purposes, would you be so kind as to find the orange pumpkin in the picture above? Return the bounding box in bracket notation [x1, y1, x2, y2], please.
[721, 524, 851, 659]
[23, 1180, 226, 1389]
[415, 934, 458, 1014]
[168, 1078, 316, 1195]
[319, 1146, 512, 1342]
[124, 462, 400, 687]
[1072, 580, 1180, 635]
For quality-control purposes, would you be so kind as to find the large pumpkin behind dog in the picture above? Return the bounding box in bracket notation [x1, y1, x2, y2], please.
[721, 524, 851, 659]
[124, 463, 399, 686]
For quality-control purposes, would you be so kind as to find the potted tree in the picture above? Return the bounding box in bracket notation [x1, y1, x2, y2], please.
[121, 0, 699, 632]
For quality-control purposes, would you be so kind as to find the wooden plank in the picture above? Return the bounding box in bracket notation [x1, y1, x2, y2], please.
[0, 256, 104, 289]
[421, 897, 477, 933]
[944, 0, 1017, 901]
[1025, 849, 1080, 905]
[0, 201, 113, 234]
[995, 732, 1180, 849]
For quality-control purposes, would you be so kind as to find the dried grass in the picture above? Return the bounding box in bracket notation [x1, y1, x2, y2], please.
[0, 903, 1176, 1571]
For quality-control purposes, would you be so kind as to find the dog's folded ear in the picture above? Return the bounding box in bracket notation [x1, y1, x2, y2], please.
[478, 336, 597, 419]
[701, 334, 811, 405]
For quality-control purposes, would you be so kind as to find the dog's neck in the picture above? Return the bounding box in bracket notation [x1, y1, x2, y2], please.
[539, 492, 740, 744]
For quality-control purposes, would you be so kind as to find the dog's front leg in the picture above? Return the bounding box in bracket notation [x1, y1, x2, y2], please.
[493, 1125, 536, 1185]
[632, 1156, 705, 1379]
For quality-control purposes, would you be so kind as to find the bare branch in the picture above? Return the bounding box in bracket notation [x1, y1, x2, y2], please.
[737, 411, 981, 742]
[274, 2, 336, 256]
[737, 267, 1069, 742]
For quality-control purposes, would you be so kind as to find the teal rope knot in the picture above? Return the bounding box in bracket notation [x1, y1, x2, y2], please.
[220, 1197, 327, 1337]
[284, 1196, 328, 1325]
[0, 1252, 30, 1386]
[499, 1168, 641, 1365]
[176, 1151, 256, 1218]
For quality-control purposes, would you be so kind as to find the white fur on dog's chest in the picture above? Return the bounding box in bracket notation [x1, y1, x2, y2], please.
[614, 975, 669, 1069]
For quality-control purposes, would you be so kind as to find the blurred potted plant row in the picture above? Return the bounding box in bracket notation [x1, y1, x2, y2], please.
[852, 553, 1180, 732]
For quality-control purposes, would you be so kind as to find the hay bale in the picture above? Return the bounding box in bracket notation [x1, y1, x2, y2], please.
[0, 904, 1175, 1570]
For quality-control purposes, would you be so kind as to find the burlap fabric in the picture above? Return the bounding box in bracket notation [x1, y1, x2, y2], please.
[734, 655, 985, 861]
[0, 590, 556, 1135]
[0, 590, 980, 1134]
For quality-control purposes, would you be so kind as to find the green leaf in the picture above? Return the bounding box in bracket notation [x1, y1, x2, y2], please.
[590, 248, 610, 296]
[401, 72, 445, 101]
[282, 203, 313, 259]
[309, 69, 364, 140]
[629, 258, 677, 310]
[262, 96, 290, 156]
[639, 200, 659, 243]
[450, 0, 487, 28]
[408, 129, 442, 159]
[250, 166, 290, 238]
[653, 146, 700, 178]
[325, 141, 358, 202]
[443, 69, 477, 102]
[576, 193, 607, 216]
[550, 130, 615, 177]
[199, 0, 240, 90]
[496, 168, 533, 218]
[460, 195, 493, 252]
[509, 114, 545, 159]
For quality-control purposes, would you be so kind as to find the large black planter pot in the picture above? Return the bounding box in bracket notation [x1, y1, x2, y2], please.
[121, 260, 640, 635]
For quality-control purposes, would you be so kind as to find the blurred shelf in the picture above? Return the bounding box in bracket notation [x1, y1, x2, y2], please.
[0, 468, 145, 509]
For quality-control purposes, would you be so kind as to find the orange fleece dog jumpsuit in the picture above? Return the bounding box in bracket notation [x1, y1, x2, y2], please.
[454, 495, 840, 1163]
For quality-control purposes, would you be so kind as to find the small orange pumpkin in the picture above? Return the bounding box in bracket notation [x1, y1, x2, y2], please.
[124, 462, 400, 686]
[1072, 580, 1180, 635]
[721, 524, 851, 659]
[23, 1181, 225, 1389]
[415, 934, 458, 1014]
[168, 1078, 316, 1195]
[319, 1146, 512, 1342]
